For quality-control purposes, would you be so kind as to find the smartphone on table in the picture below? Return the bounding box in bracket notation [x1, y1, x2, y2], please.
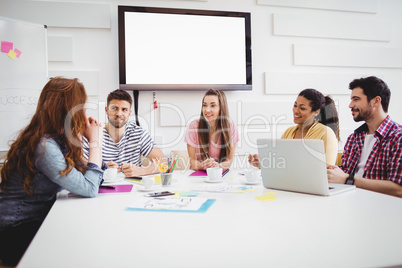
[145, 191, 175, 197]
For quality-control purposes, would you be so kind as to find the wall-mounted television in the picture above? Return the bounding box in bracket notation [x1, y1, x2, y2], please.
[118, 6, 252, 91]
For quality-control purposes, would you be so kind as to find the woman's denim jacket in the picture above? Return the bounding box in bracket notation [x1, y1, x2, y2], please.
[0, 137, 104, 229]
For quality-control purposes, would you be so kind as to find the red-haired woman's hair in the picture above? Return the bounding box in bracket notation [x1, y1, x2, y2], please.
[0, 77, 88, 195]
[197, 89, 232, 162]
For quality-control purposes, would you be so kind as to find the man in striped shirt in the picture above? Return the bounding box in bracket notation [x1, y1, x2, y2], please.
[327, 76, 402, 197]
[83, 90, 166, 176]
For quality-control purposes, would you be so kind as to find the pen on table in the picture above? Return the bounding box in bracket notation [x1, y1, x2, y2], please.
[100, 185, 115, 189]
[222, 169, 230, 177]
[125, 176, 143, 180]
[168, 156, 179, 173]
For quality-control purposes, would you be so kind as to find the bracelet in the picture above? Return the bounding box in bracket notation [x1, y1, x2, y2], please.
[345, 174, 355, 185]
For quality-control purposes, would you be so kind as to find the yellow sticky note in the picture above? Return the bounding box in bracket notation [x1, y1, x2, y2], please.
[255, 195, 277, 202]
[234, 190, 245, 193]
[7, 50, 17, 59]
[245, 189, 257, 192]
[173, 191, 184, 196]
[152, 175, 162, 184]
[227, 177, 233, 180]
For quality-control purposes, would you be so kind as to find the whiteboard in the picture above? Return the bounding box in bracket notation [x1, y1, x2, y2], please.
[0, 16, 48, 150]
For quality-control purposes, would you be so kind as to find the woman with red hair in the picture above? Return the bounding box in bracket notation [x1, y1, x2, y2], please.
[0, 77, 104, 266]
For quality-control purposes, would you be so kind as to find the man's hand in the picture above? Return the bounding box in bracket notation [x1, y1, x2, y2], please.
[327, 165, 349, 184]
[106, 161, 122, 173]
[121, 163, 141, 177]
[248, 154, 260, 168]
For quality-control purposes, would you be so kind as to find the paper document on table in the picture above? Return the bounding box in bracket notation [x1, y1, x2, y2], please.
[192, 185, 256, 193]
[126, 197, 215, 213]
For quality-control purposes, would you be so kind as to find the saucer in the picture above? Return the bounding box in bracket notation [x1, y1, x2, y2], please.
[137, 188, 157, 192]
[244, 181, 260, 185]
[137, 185, 161, 192]
[203, 178, 224, 183]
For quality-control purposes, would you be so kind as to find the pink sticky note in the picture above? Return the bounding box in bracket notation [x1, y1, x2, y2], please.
[1, 41, 13, 53]
[14, 49, 21, 58]
[98, 184, 133, 194]
[189, 170, 208, 176]
[189, 169, 228, 176]
[8, 50, 17, 59]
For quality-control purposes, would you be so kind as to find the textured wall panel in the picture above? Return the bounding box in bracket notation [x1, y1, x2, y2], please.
[274, 13, 391, 41]
[257, 0, 378, 13]
[47, 36, 72, 62]
[160, 100, 293, 127]
[294, 43, 402, 68]
[230, 101, 293, 125]
[265, 72, 377, 95]
[48, 70, 99, 96]
[0, 0, 111, 28]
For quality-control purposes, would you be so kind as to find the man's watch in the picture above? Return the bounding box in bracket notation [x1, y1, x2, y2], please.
[345, 174, 355, 185]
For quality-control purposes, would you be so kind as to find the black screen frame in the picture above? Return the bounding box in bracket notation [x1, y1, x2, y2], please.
[118, 6, 252, 91]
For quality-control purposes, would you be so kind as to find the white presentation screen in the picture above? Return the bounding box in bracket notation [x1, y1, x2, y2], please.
[125, 12, 245, 84]
[118, 6, 252, 91]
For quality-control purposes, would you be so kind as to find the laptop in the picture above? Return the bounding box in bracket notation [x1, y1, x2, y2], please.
[257, 139, 355, 196]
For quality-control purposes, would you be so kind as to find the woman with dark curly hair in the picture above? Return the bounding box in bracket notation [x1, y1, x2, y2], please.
[249, 88, 340, 167]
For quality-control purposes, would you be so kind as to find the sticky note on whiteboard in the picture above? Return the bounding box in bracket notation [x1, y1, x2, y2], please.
[1, 41, 13, 53]
[8, 50, 17, 59]
[15, 49, 22, 58]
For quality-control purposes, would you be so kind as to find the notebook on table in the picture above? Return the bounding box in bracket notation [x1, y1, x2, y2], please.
[257, 139, 355, 196]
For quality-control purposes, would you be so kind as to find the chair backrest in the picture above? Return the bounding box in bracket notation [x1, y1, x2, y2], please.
[335, 152, 342, 166]
[170, 150, 190, 170]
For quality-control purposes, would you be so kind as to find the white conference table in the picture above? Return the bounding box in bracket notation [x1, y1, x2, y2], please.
[18, 170, 402, 268]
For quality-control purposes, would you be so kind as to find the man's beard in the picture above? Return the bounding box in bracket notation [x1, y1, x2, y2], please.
[109, 116, 127, 128]
[352, 104, 373, 122]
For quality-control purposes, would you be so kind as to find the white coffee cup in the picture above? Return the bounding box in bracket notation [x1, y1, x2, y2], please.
[142, 176, 155, 190]
[244, 169, 260, 183]
[206, 167, 223, 180]
[103, 168, 117, 182]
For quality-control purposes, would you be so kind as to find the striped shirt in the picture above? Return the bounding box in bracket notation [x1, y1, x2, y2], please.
[340, 115, 402, 184]
[83, 121, 155, 167]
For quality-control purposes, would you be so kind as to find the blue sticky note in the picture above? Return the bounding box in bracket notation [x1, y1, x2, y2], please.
[179, 192, 200, 197]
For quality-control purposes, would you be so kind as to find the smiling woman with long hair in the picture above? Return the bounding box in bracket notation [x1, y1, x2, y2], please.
[185, 89, 239, 170]
[249, 88, 339, 168]
[280, 88, 339, 165]
[0, 77, 104, 266]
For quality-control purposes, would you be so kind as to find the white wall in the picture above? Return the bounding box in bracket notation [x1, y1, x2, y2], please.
[1, 0, 402, 163]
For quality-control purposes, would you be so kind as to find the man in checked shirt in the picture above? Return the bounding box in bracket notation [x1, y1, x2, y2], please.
[327, 76, 402, 198]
